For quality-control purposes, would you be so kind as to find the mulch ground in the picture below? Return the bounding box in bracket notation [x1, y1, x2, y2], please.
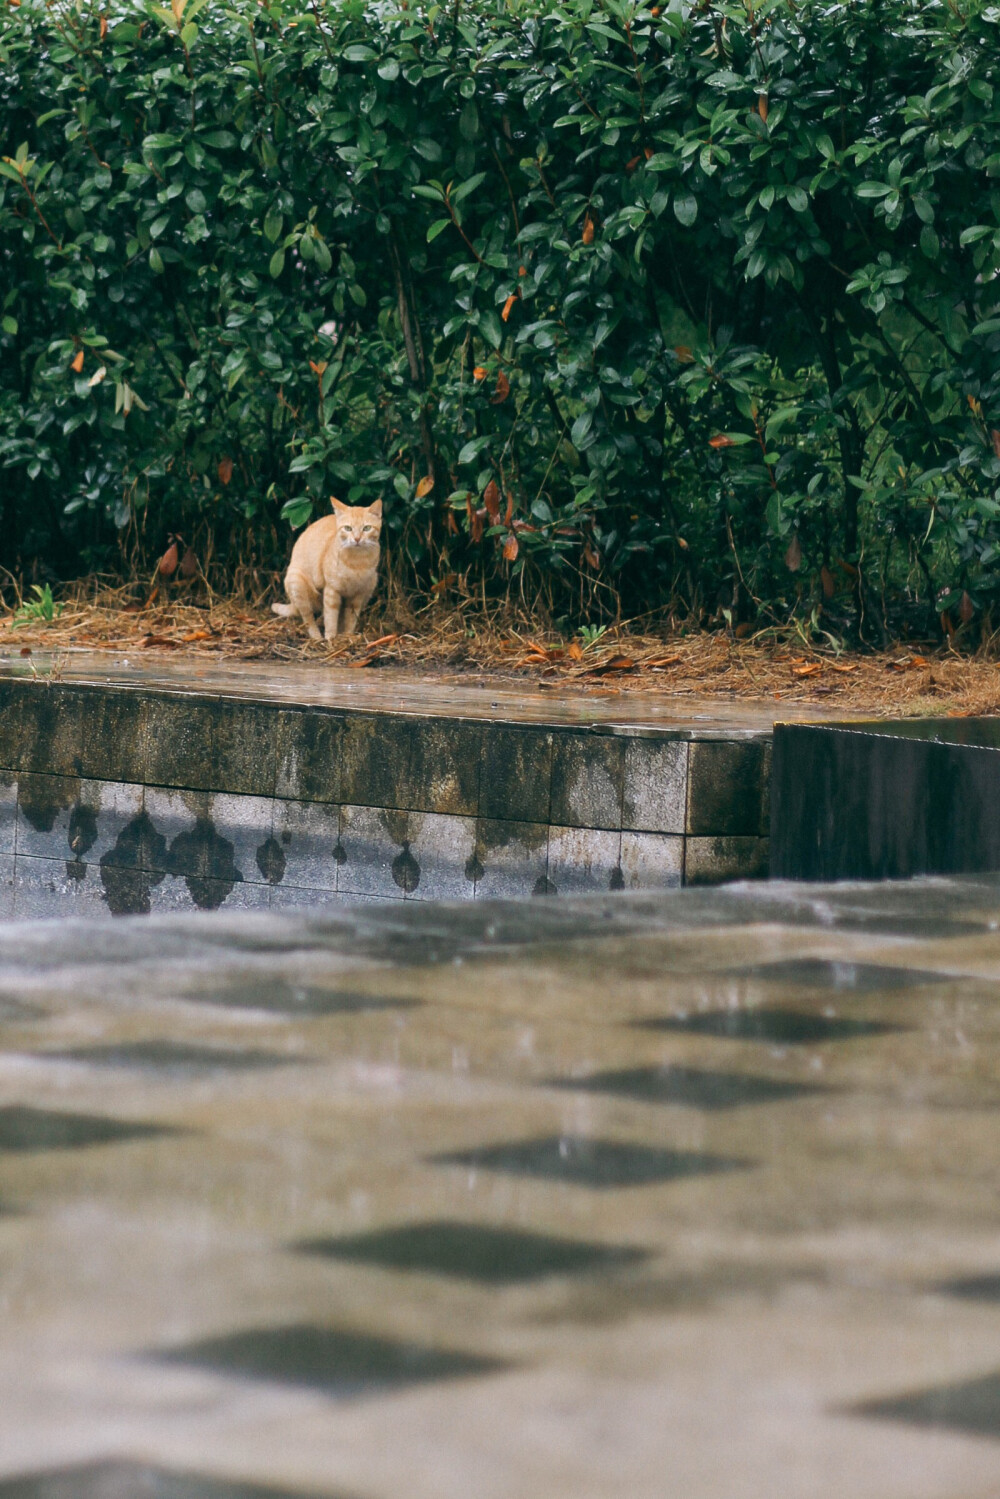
[4, 583, 1000, 718]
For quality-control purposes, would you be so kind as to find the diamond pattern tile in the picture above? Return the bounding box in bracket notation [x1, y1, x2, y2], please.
[639, 1009, 900, 1045]
[546, 1065, 828, 1110]
[0, 1105, 172, 1153]
[155, 1322, 506, 1395]
[852, 1369, 1000, 1439]
[298, 1219, 648, 1283]
[432, 1135, 748, 1189]
[35, 1041, 302, 1074]
[0, 1462, 335, 1499]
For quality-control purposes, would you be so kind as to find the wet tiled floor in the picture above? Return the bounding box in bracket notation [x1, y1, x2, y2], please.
[3, 880, 1000, 1495]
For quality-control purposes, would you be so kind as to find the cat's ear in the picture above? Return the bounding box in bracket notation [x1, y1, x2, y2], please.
[368, 498, 383, 518]
[331, 496, 349, 515]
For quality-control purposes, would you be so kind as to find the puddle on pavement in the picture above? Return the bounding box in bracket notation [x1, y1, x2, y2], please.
[2, 881, 1000, 1498]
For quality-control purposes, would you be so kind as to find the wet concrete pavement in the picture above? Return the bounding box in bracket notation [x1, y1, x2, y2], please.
[2, 880, 1000, 1496]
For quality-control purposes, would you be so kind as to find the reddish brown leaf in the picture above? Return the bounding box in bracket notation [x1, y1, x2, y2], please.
[784, 534, 802, 573]
[366, 633, 400, 649]
[757, 94, 769, 123]
[587, 655, 635, 675]
[432, 573, 457, 593]
[180, 547, 198, 578]
[99, 13, 107, 38]
[568, 639, 583, 660]
[673, 345, 694, 364]
[217, 456, 233, 486]
[820, 564, 836, 598]
[19, 646, 31, 657]
[491, 370, 511, 404]
[502, 532, 518, 562]
[140, 634, 181, 649]
[708, 433, 735, 448]
[626, 155, 642, 174]
[415, 475, 434, 499]
[71, 349, 84, 373]
[181, 629, 211, 642]
[991, 429, 1000, 461]
[583, 541, 600, 570]
[504, 490, 514, 527]
[501, 293, 517, 322]
[518, 264, 527, 277]
[122, 602, 142, 614]
[473, 365, 488, 381]
[734, 621, 753, 638]
[940, 610, 956, 637]
[308, 360, 327, 377]
[960, 589, 975, 623]
[157, 541, 179, 577]
[643, 145, 653, 159]
[792, 662, 822, 678]
[483, 480, 501, 524]
[645, 653, 682, 667]
[581, 212, 595, 245]
[831, 662, 858, 674]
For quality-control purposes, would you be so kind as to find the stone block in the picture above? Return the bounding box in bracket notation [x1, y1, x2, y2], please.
[0, 679, 83, 776]
[480, 726, 551, 823]
[13, 853, 109, 919]
[274, 709, 342, 803]
[147, 872, 271, 915]
[404, 812, 478, 900]
[340, 715, 481, 815]
[686, 739, 770, 836]
[16, 776, 143, 870]
[143, 787, 271, 887]
[623, 738, 688, 833]
[471, 819, 550, 900]
[337, 804, 404, 898]
[76, 687, 148, 784]
[550, 732, 624, 830]
[268, 884, 347, 913]
[142, 693, 217, 792]
[619, 831, 684, 890]
[684, 835, 770, 886]
[547, 825, 623, 895]
[211, 697, 280, 797]
[0, 853, 14, 918]
[271, 798, 342, 893]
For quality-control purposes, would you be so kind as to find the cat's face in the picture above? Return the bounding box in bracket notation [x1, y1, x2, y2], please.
[332, 497, 382, 552]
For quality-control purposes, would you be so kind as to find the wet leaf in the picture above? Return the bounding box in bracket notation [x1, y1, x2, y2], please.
[483, 480, 501, 523]
[217, 456, 233, 486]
[415, 475, 434, 498]
[473, 365, 488, 381]
[180, 546, 198, 577]
[583, 541, 600, 569]
[100, 13, 107, 37]
[708, 433, 736, 448]
[157, 540, 179, 576]
[757, 94, 769, 123]
[673, 345, 694, 363]
[501, 293, 517, 321]
[581, 211, 595, 245]
[502, 532, 518, 562]
[71, 349, 84, 373]
[784, 534, 802, 572]
[491, 370, 510, 404]
[587, 655, 635, 675]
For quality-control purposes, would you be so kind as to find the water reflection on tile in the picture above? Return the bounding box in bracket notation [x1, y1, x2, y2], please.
[172, 979, 420, 1016]
[297, 1220, 648, 1284]
[0, 1462, 337, 1499]
[852, 1370, 1000, 1439]
[546, 1065, 828, 1110]
[641, 1009, 901, 1044]
[0, 1105, 171, 1153]
[155, 1323, 507, 1396]
[432, 1135, 748, 1189]
[33, 1042, 303, 1075]
[726, 958, 945, 992]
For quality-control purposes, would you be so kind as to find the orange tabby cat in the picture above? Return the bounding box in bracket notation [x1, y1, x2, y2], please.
[272, 497, 382, 640]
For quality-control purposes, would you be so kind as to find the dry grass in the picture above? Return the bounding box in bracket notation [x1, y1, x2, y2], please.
[4, 579, 1000, 717]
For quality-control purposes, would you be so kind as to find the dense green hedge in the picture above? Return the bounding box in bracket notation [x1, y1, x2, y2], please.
[3, 0, 1000, 634]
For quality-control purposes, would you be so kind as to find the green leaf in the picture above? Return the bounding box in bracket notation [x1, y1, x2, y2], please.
[378, 57, 400, 81]
[269, 248, 285, 279]
[1, 316, 16, 336]
[149, 247, 164, 274]
[427, 218, 451, 242]
[263, 210, 283, 243]
[919, 224, 940, 260]
[343, 43, 378, 61]
[673, 192, 698, 227]
[281, 496, 314, 528]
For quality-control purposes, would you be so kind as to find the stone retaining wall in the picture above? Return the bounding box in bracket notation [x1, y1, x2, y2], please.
[0, 678, 771, 917]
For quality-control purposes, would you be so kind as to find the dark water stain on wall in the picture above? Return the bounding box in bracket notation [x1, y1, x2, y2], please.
[17, 772, 80, 834]
[392, 842, 421, 894]
[167, 817, 243, 910]
[65, 803, 99, 879]
[255, 836, 287, 885]
[99, 812, 168, 916]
